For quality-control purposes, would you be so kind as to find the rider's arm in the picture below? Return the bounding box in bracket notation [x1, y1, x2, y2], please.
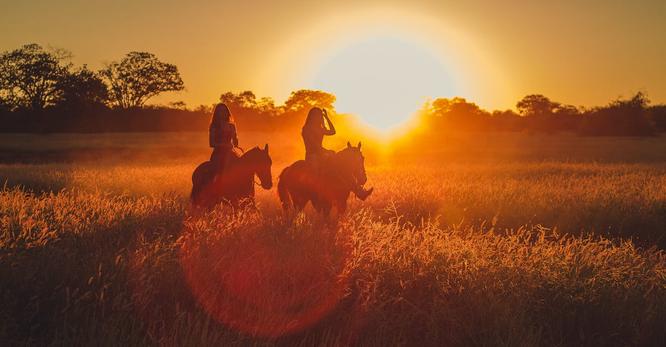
[231, 124, 239, 147]
[322, 110, 336, 136]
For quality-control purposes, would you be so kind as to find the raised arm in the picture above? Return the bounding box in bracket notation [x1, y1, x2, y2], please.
[322, 109, 336, 136]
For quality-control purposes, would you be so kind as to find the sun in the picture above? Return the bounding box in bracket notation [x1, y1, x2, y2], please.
[256, 8, 512, 131]
[309, 35, 459, 131]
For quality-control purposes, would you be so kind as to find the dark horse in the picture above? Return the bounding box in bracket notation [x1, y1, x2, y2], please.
[191, 145, 272, 209]
[278, 141, 370, 215]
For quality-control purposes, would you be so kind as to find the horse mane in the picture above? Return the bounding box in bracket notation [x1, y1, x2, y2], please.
[335, 146, 361, 163]
[240, 146, 261, 159]
[239, 146, 270, 167]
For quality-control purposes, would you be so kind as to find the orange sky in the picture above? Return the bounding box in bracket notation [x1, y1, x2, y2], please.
[2, 0, 665, 112]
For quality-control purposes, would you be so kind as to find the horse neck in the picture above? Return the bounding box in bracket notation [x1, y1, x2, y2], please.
[238, 150, 259, 175]
[332, 152, 356, 188]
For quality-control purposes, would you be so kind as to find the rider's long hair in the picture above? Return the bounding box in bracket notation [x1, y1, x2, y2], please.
[303, 107, 324, 130]
[211, 103, 234, 127]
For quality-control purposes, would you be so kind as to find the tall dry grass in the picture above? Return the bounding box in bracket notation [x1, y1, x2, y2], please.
[1, 168, 665, 345]
[1, 133, 666, 345]
[3, 160, 665, 244]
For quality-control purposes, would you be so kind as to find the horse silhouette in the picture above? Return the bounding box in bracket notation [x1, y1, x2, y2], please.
[278, 141, 370, 215]
[191, 144, 272, 208]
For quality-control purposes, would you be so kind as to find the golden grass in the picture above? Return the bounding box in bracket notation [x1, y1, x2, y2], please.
[3, 160, 665, 244]
[1, 133, 666, 345]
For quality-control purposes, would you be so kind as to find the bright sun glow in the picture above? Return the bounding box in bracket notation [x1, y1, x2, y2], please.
[310, 36, 457, 131]
[258, 8, 512, 131]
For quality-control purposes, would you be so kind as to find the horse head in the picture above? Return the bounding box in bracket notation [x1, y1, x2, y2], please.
[245, 144, 273, 190]
[340, 141, 368, 186]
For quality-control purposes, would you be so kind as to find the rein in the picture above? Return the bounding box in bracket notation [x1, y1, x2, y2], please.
[238, 146, 265, 188]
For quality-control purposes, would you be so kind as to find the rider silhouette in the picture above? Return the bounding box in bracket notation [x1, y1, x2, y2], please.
[301, 107, 372, 200]
[209, 103, 238, 180]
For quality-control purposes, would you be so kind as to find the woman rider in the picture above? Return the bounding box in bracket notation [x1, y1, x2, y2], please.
[209, 103, 238, 180]
[301, 107, 371, 200]
[302, 107, 336, 162]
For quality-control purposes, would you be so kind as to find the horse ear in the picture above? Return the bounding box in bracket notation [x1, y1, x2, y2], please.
[347, 141, 352, 148]
[357, 141, 362, 149]
[264, 143, 269, 152]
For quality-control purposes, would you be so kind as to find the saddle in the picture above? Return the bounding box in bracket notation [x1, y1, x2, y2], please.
[210, 147, 241, 182]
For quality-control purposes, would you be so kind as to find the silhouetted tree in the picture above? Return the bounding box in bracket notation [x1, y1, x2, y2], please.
[516, 94, 560, 117]
[220, 91, 277, 115]
[194, 104, 213, 114]
[218, 91, 279, 130]
[0, 97, 10, 112]
[284, 89, 336, 112]
[491, 109, 523, 131]
[256, 97, 276, 113]
[220, 90, 258, 109]
[431, 97, 487, 116]
[516, 95, 582, 133]
[0, 43, 71, 111]
[168, 101, 187, 110]
[55, 66, 108, 110]
[579, 92, 655, 136]
[421, 97, 491, 131]
[650, 105, 666, 132]
[554, 104, 580, 117]
[100, 52, 184, 109]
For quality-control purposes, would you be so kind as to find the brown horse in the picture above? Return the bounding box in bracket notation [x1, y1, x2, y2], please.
[191, 145, 272, 209]
[278, 142, 370, 215]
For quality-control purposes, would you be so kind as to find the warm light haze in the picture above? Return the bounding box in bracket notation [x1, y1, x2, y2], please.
[2, 1, 666, 346]
[2, 0, 665, 129]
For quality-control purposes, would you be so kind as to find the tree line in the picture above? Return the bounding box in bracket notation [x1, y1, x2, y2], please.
[1, 43, 664, 135]
[419, 92, 666, 136]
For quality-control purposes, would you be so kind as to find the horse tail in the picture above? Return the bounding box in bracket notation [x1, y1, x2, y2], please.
[278, 166, 292, 210]
[190, 162, 209, 205]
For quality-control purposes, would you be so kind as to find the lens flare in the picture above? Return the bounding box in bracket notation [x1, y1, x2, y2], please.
[179, 218, 352, 337]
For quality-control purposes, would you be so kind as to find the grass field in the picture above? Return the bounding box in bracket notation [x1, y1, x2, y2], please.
[1, 132, 665, 346]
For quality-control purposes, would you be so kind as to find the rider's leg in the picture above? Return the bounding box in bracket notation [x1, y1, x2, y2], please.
[211, 149, 226, 184]
[209, 148, 219, 183]
[307, 152, 322, 174]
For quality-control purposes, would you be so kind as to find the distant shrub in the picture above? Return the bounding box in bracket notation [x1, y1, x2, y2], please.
[578, 93, 656, 136]
[650, 105, 666, 132]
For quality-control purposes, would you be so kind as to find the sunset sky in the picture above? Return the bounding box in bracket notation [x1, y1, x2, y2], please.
[2, 0, 665, 119]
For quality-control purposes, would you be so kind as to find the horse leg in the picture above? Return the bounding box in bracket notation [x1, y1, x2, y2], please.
[292, 193, 308, 211]
[335, 198, 347, 215]
[319, 199, 333, 217]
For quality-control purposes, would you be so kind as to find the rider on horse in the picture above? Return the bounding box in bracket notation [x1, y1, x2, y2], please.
[209, 103, 239, 181]
[301, 107, 372, 200]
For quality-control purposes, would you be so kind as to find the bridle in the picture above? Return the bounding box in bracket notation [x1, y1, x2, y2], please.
[237, 146, 267, 188]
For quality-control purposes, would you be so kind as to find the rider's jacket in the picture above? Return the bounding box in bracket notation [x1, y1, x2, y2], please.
[302, 126, 326, 162]
[209, 122, 237, 150]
